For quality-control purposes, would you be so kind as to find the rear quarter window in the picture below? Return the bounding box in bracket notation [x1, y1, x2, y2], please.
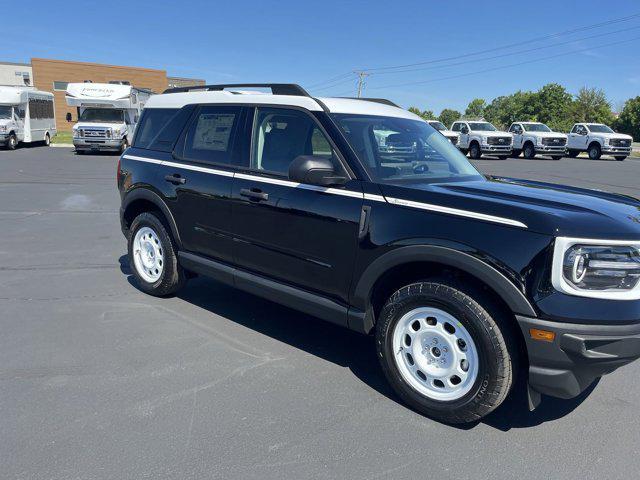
[133, 106, 193, 152]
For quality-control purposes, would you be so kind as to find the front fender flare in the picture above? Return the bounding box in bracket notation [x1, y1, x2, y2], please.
[350, 245, 537, 333]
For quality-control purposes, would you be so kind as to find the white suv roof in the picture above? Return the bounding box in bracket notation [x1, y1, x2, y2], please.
[145, 84, 421, 121]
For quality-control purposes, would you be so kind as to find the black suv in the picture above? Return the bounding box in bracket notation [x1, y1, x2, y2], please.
[118, 84, 640, 424]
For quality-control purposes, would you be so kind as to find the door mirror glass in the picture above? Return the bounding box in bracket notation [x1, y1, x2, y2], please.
[288, 155, 346, 187]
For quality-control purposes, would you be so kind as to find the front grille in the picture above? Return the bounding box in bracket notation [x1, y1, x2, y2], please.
[81, 128, 108, 138]
[487, 136, 512, 146]
[542, 137, 567, 146]
[610, 138, 631, 147]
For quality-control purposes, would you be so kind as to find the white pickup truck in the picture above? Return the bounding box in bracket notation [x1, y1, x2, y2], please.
[450, 120, 512, 159]
[567, 123, 633, 161]
[508, 122, 567, 160]
[427, 120, 459, 147]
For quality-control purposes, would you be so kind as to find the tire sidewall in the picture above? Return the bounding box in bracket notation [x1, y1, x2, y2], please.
[127, 212, 183, 296]
[588, 144, 601, 159]
[8, 134, 17, 150]
[469, 143, 481, 159]
[376, 283, 511, 422]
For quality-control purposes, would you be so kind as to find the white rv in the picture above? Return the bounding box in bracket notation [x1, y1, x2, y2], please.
[65, 83, 152, 153]
[0, 86, 56, 150]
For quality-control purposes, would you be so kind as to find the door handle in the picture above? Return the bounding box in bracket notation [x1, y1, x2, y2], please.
[240, 188, 269, 201]
[164, 174, 186, 185]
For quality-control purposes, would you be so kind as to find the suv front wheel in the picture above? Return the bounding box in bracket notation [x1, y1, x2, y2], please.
[376, 280, 516, 424]
[128, 212, 186, 296]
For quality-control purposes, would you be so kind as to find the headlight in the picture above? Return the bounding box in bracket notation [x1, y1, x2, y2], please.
[0, 125, 6, 133]
[482, 136, 488, 143]
[536, 137, 544, 145]
[604, 138, 610, 146]
[552, 237, 640, 299]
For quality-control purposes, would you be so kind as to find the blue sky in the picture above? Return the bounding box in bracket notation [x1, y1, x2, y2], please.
[5, 0, 640, 114]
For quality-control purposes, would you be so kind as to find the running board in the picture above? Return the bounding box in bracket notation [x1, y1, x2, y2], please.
[178, 251, 349, 327]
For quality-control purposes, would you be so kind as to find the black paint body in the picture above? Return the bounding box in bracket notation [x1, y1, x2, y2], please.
[119, 103, 640, 400]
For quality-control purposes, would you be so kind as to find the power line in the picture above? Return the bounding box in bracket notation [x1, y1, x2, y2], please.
[370, 24, 640, 76]
[305, 71, 354, 89]
[359, 12, 640, 72]
[367, 35, 640, 90]
[310, 74, 357, 92]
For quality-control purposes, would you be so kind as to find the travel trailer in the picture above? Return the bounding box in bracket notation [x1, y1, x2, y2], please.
[0, 86, 56, 150]
[65, 82, 152, 153]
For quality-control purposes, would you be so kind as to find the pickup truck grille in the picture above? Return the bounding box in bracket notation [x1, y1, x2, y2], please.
[542, 137, 567, 146]
[610, 138, 631, 147]
[487, 136, 512, 146]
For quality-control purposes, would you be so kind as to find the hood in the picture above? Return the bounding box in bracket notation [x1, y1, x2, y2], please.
[378, 177, 640, 239]
[593, 132, 633, 141]
[73, 122, 125, 130]
[440, 130, 458, 137]
[525, 131, 567, 138]
[472, 130, 512, 137]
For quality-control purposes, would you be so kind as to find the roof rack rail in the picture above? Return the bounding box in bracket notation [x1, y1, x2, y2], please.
[163, 83, 311, 96]
[339, 97, 400, 108]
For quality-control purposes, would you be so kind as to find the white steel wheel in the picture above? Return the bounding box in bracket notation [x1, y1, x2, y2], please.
[132, 226, 164, 283]
[392, 307, 479, 401]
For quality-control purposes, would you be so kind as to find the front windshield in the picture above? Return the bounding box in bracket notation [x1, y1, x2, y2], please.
[331, 114, 483, 184]
[79, 108, 125, 123]
[587, 124, 614, 133]
[0, 106, 11, 120]
[468, 122, 497, 131]
[428, 121, 446, 131]
[522, 123, 551, 132]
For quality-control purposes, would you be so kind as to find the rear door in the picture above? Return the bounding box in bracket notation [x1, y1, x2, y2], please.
[162, 104, 250, 263]
[230, 106, 363, 308]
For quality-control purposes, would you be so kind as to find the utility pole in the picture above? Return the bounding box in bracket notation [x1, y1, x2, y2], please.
[354, 71, 370, 98]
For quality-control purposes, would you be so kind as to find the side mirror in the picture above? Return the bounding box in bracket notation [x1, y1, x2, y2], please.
[288, 155, 347, 187]
[461, 126, 469, 134]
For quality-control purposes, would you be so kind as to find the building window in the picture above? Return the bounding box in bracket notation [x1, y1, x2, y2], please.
[53, 81, 69, 91]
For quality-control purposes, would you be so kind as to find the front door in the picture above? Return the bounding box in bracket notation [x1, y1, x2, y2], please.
[568, 125, 588, 150]
[230, 107, 363, 308]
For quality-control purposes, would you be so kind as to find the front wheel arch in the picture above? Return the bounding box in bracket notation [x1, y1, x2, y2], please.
[351, 245, 537, 334]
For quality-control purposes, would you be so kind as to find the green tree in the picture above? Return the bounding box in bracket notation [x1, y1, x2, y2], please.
[615, 96, 640, 141]
[408, 106, 435, 120]
[532, 83, 574, 132]
[438, 109, 461, 129]
[572, 87, 614, 125]
[464, 98, 486, 118]
[484, 91, 537, 129]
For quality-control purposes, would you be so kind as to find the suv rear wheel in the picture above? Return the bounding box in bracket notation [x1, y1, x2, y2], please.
[375, 280, 516, 424]
[128, 212, 186, 296]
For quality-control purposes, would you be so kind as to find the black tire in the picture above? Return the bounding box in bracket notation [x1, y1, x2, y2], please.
[615, 156, 627, 161]
[567, 150, 580, 158]
[7, 133, 17, 150]
[44, 133, 50, 146]
[375, 280, 517, 424]
[469, 142, 481, 159]
[588, 143, 601, 160]
[523, 142, 535, 159]
[512, 149, 522, 157]
[128, 211, 186, 296]
[551, 155, 563, 160]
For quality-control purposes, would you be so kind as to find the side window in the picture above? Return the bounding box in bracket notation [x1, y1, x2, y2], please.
[183, 106, 241, 164]
[251, 107, 339, 176]
[509, 124, 518, 133]
[451, 123, 461, 132]
[134, 108, 181, 150]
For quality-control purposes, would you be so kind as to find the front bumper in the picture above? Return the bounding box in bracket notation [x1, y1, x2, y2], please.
[535, 145, 567, 154]
[481, 144, 512, 153]
[517, 315, 640, 399]
[74, 138, 124, 151]
[602, 146, 632, 155]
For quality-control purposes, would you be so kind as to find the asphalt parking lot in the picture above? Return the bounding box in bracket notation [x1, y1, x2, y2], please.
[2, 146, 640, 480]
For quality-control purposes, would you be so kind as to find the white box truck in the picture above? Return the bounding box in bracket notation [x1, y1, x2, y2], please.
[0, 86, 56, 150]
[65, 83, 152, 153]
